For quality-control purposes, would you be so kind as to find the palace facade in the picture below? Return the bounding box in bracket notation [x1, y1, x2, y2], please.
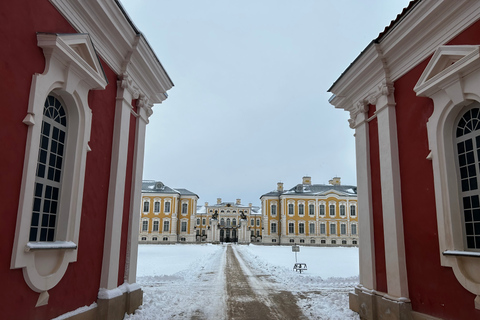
[260, 176, 358, 246]
[139, 180, 199, 243]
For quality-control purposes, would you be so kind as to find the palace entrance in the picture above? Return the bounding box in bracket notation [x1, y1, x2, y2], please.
[219, 228, 238, 243]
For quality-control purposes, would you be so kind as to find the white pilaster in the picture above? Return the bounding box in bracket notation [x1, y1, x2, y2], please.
[125, 98, 150, 284]
[354, 108, 376, 291]
[375, 89, 409, 299]
[100, 81, 133, 290]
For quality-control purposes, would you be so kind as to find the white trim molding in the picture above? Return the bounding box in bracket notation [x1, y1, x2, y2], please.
[11, 33, 107, 303]
[415, 44, 480, 309]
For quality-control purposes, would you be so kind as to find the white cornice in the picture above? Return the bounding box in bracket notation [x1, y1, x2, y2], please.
[329, 0, 480, 112]
[50, 0, 173, 104]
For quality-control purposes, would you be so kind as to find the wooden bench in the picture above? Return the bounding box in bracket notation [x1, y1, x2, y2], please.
[293, 263, 307, 273]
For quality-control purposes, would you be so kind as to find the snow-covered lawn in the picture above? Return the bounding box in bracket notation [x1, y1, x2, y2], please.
[126, 244, 360, 320]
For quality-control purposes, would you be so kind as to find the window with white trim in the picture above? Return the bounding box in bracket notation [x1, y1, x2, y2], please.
[142, 220, 148, 232]
[351, 223, 357, 235]
[232, 218, 236, 226]
[330, 223, 336, 235]
[154, 200, 160, 213]
[271, 204, 277, 216]
[143, 200, 149, 213]
[340, 223, 346, 235]
[320, 223, 326, 234]
[256, 219, 260, 226]
[30, 96, 67, 242]
[164, 201, 171, 213]
[288, 203, 294, 215]
[153, 220, 159, 232]
[340, 205, 346, 217]
[251, 218, 254, 226]
[298, 204, 304, 216]
[163, 220, 170, 232]
[288, 222, 295, 234]
[319, 204, 325, 216]
[455, 107, 480, 249]
[329, 204, 335, 216]
[350, 205, 356, 216]
[271, 222, 277, 233]
[309, 223, 315, 234]
[181, 221, 187, 232]
[299, 223, 305, 234]
[197, 218, 200, 225]
[308, 204, 315, 216]
[182, 203, 188, 214]
[11, 33, 108, 295]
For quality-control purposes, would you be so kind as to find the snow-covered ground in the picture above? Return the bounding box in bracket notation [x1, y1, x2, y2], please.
[125, 244, 360, 320]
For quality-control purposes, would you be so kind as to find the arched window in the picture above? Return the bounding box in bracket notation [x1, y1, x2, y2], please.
[455, 107, 480, 249]
[30, 96, 67, 242]
[182, 203, 188, 214]
[288, 203, 294, 215]
[232, 218, 236, 226]
[221, 218, 225, 226]
[226, 218, 231, 227]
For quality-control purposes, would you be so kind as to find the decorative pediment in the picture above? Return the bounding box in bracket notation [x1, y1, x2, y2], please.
[414, 45, 480, 97]
[37, 33, 108, 90]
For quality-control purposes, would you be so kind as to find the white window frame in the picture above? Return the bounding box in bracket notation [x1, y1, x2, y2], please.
[271, 203, 277, 216]
[308, 203, 315, 216]
[143, 199, 150, 213]
[271, 222, 277, 234]
[163, 220, 170, 233]
[154, 199, 161, 213]
[288, 203, 294, 216]
[141, 219, 149, 232]
[298, 202, 305, 216]
[330, 222, 336, 235]
[319, 203, 326, 216]
[309, 222, 315, 235]
[152, 219, 159, 232]
[164, 200, 171, 213]
[340, 204, 346, 217]
[351, 223, 357, 235]
[340, 223, 347, 235]
[329, 203, 336, 216]
[181, 202, 188, 215]
[320, 223, 326, 235]
[414, 45, 480, 302]
[350, 204, 356, 217]
[298, 222, 305, 234]
[11, 33, 107, 295]
[288, 222, 295, 234]
[180, 220, 188, 233]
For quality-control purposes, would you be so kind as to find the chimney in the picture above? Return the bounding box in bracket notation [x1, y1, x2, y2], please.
[249, 203, 252, 207]
[236, 199, 241, 205]
[205, 202, 208, 207]
[302, 176, 311, 185]
[277, 182, 283, 192]
[217, 198, 222, 204]
[329, 177, 341, 186]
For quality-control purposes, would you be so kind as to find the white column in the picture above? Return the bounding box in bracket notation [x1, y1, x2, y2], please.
[352, 102, 377, 291]
[125, 98, 150, 284]
[376, 90, 409, 299]
[100, 81, 133, 290]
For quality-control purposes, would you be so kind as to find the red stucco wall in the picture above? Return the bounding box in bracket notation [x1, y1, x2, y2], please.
[392, 19, 480, 320]
[0, 0, 121, 318]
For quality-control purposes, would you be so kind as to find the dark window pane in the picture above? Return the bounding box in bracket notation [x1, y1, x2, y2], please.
[33, 198, 41, 212]
[47, 229, 55, 241]
[49, 215, 56, 228]
[464, 196, 472, 209]
[41, 214, 49, 227]
[40, 228, 47, 241]
[472, 195, 480, 208]
[465, 210, 473, 222]
[466, 139, 473, 151]
[29, 228, 38, 242]
[31, 212, 39, 227]
[466, 223, 474, 235]
[458, 142, 465, 154]
[462, 179, 469, 192]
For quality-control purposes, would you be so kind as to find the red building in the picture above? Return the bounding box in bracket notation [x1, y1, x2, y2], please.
[1, 1, 173, 319]
[329, 1, 480, 319]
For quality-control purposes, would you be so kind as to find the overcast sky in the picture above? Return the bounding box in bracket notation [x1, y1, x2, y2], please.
[121, 0, 411, 206]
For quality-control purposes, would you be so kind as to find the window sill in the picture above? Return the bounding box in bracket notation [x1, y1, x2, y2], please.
[25, 241, 77, 252]
[443, 250, 480, 258]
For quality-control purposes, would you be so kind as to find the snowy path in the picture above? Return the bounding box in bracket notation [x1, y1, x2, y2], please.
[125, 244, 360, 320]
